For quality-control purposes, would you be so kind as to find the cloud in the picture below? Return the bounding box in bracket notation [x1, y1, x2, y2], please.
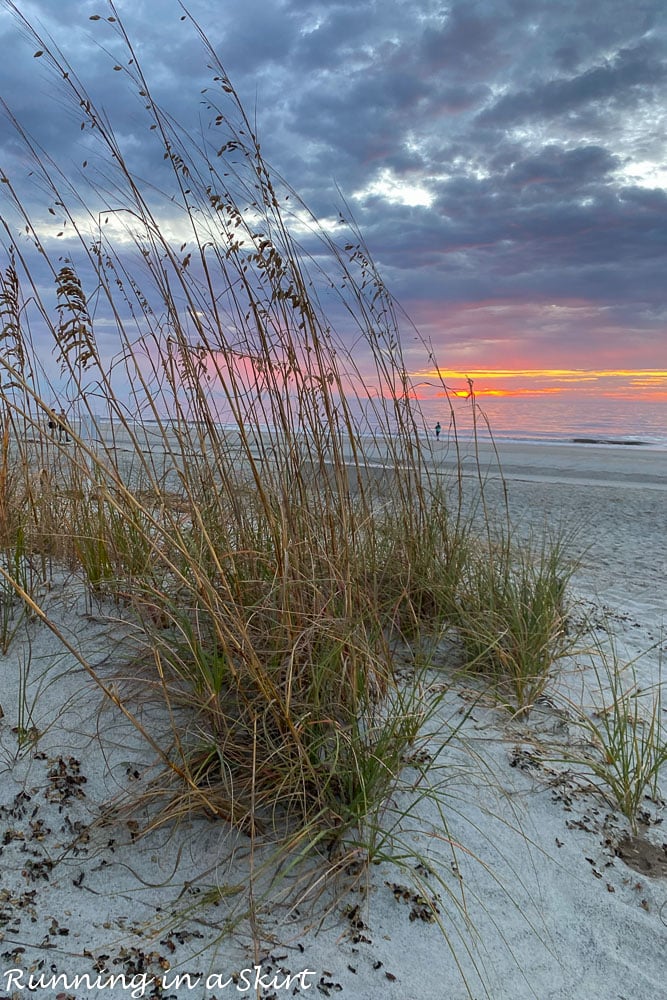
[477, 39, 666, 127]
[0, 0, 665, 377]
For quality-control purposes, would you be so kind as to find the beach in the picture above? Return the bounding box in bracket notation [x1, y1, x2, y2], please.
[0, 435, 666, 1000]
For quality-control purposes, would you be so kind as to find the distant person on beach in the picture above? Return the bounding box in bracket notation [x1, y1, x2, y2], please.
[435, 421, 441, 440]
[57, 409, 71, 443]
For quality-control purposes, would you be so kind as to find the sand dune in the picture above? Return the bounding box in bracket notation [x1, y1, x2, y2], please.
[0, 437, 665, 1000]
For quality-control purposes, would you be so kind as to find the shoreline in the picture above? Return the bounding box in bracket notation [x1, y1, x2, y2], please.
[35, 412, 667, 452]
[429, 435, 667, 490]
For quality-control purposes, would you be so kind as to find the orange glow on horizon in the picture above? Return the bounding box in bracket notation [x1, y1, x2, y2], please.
[418, 367, 667, 382]
[413, 368, 667, 401]
[467, 386, 570, 397]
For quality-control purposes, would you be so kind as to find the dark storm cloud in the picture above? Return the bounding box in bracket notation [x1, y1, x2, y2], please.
[477, 39, 666, 127]
[1, 0, 666, 369]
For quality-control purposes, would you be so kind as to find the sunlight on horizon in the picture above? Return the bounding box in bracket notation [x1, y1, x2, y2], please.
[412, 368, 667, 401]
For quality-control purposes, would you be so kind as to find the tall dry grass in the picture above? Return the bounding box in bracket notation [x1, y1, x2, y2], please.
[0, 6, 586, 960]
[0, 3, 460, 851]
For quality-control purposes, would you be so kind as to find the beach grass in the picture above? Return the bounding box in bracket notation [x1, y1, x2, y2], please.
[560, 639, 667, 832]
[455, 531, 580, 714]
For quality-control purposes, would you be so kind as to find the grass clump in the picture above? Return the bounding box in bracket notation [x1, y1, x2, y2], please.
[369, 489, 476, 634]
[456, 533, 578, 714]
[563, 641, 667, 832]
[0, 0, 468, 861]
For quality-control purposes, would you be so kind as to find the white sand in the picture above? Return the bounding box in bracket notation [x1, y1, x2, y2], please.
[0, 438, 665, 999]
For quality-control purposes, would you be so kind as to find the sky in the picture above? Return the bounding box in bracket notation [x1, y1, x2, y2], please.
[1, 0, 666, 407]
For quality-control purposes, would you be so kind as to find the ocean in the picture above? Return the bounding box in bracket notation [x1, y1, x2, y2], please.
[418, 392, 667, 448]
[81, 379, 667, 452]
